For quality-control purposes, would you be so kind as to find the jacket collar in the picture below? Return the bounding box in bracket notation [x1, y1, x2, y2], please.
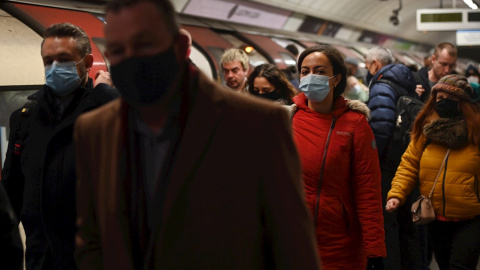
[28, 78, 95, 122]
[293, 92, 350, 118]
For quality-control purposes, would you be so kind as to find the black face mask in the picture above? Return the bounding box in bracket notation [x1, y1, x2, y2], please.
[253, 91, 283, 102]
[436, 98, 461, 118]
[111, 45, 180, 106]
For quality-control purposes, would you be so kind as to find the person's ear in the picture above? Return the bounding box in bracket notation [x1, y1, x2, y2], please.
[84, 54, 94, 70]
[334, 74, 341, 87]
[431, 54, 436, 65]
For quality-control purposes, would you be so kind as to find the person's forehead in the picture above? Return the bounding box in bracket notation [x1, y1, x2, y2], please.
[41, 36, 79, 56]
[254, 76, 271, 85]
[105, 2, 170, 43]
[437, 91, 457, 99]
[302, 52, 331, 67]
[436, 49, 456, 62]
[223, 61, 243, 69]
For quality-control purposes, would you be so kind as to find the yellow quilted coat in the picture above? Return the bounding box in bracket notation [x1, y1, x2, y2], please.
[388, 136, 480, 219]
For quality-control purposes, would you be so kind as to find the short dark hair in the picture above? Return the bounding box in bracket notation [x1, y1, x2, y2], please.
[297, 45, 347, 100]
[246, 64, 296, 103]
[434, 42, 457, 58]
[43, 23, 91, 57]
[106, 0, 179, 36]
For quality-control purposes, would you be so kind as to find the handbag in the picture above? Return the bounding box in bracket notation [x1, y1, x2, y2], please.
[411, 148, 450, 225]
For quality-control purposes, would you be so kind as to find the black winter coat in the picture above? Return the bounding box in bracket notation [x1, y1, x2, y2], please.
[414, 67, 432, 102]
[1, 78, 118, 270]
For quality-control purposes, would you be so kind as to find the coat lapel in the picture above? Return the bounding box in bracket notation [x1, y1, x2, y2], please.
[143, 70, 225, 266]
[162, 73, 223, 225]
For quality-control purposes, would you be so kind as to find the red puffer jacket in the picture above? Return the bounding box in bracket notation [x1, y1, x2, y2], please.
[293, 93, 386, 269]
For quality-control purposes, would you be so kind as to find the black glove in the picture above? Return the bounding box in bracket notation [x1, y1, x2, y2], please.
[366, 257, 384, 270]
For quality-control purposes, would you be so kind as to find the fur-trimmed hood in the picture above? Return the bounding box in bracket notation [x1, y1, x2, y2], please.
[346, 99, 370, 121]
[423, 118, 468, 149]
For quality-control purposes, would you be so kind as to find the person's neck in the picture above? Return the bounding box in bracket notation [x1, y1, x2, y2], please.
[233, 87, 244, 93]
[308, 98, 334, 114]
[428, 69, 439, 83]
[138, 102, 169, 134]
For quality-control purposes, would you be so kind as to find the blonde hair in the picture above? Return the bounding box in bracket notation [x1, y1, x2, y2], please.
[220, 48, 249, 71]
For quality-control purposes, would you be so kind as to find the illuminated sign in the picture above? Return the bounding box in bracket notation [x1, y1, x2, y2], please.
[417, 9, 480, 31]
[183, 0, 291, 30]
[457, 30, 480, 45]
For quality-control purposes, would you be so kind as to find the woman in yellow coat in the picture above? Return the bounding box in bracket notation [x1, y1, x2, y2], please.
[386, 74, 480, 270]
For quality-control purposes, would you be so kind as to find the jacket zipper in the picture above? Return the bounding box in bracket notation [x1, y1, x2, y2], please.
[442, 156, 449, 216]
[313, 116, 337, 229]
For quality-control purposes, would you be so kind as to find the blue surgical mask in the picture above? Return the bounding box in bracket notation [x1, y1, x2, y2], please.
[299, 74, 336, 102]
[45, 57, 86, 97]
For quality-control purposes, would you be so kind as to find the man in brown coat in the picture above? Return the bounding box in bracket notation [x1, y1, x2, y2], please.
[74, 0, 319, 269]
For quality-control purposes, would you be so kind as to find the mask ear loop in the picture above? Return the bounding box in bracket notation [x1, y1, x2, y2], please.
[76, 55, 90, 83]
[330, 74, 339, 90]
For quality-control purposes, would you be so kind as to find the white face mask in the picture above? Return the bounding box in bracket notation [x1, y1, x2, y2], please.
[467, 76, 479, 84]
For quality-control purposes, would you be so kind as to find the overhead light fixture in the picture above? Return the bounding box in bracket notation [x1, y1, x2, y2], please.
[243, 46, 255, 54]
[463, 0, 479, 9]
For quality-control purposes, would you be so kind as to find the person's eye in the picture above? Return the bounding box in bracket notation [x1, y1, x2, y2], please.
[57, 58, 71, 63]
[314, 69, 326, 75]
[301, 70, 309, 76]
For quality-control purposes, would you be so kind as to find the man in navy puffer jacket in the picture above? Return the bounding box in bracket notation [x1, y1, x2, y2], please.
[365, 46, 418, 270]
[365, 47, 417, 162]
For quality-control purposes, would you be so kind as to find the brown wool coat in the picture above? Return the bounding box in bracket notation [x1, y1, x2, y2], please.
[74, 67, 320, 270]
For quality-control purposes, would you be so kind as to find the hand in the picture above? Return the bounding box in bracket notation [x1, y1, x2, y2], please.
[366, 257, 384, 270]
[94, 70, 113, 87]
[415, 84, 425, 97]
[385, 198, 400, 213]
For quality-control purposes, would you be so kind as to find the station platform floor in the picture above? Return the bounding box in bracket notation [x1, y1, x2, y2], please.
[17, 224, 480, 269]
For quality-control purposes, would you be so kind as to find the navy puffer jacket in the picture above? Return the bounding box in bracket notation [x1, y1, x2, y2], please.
[367, 64, 416, 162]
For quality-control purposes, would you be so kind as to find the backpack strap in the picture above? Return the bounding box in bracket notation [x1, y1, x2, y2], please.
[13, 101, 38, 156]
[373, 78, 406, 101]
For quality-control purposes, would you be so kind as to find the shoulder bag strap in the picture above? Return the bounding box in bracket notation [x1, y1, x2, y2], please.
[428, 148, 450, 199]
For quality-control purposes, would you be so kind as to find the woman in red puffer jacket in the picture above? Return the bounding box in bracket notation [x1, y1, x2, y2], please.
[292, 45, 386, 270]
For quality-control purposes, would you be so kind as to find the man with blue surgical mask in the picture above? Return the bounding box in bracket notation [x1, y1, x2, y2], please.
[1, 23, 118, 270]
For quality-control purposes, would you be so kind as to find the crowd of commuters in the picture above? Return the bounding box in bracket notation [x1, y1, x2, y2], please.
[1, 0, 480, 270]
